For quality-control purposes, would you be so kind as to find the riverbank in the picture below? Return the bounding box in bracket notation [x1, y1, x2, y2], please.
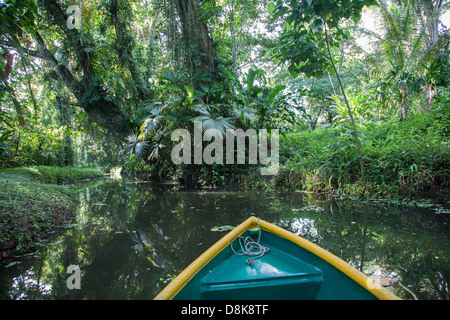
[121, 108, 449, 207]
[240, 114, 449, 206]
[0, 166, 104, 265]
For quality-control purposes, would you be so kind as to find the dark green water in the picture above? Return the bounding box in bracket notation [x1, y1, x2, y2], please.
[1, 178, 449, 300]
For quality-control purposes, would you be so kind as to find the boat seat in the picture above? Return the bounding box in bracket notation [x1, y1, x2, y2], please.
[200, 246, 324, 300]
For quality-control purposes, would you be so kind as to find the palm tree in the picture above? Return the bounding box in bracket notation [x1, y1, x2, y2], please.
[129, 71, 237, 163]
[367, 0, 449, 119]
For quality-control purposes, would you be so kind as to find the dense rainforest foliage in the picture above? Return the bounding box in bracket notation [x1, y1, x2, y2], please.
[1, 0, 449, 199]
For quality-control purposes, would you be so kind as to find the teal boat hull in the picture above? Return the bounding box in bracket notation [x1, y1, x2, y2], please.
[177, 230, 374, 300]
[155, 218, 399, 300]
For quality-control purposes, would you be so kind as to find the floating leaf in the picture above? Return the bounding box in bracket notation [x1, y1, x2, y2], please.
[370, 275, 391, 287]
[211, 225, 234, 232]
[147, 256, 160, 267]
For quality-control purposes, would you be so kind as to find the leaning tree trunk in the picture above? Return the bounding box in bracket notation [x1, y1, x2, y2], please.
[36, 0, 135, 138]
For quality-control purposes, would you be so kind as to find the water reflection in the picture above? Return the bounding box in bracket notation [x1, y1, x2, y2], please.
[0, 179, 449, 300]
[291, 218, 319, 240]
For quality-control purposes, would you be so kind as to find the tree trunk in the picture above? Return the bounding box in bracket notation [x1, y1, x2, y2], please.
[173, 0, 218, 82]
[83, 98, 134, 137]
[56, 96, 74, 166]
[324, 23, 365, 180]
[428, 83, 435, 109]
[227, 0, 248, 105]
[400, 85, 408, 121]
[36, 0, 135, 138]
[425, 0, 440, 48]
[110, 0, 151, 100]
[3, 53, 25, 126]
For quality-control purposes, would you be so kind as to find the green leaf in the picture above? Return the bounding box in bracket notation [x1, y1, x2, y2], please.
[185, 85, 195, 98]
[246, 69, 257, 92]
[311, 18, 323, 33]
[363, 140, 372, 148]
[193, 72, 212, 82]
[163, 83, 180, 91]
[5, 261, 22, 268]
[268, 2, 275, 14]
[266, 85, 286, 104]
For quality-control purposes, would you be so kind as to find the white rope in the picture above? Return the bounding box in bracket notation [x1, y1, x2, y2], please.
[230, 218, 270, 265]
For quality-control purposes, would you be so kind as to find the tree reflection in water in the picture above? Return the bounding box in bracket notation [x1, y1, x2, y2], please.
[0, 180, 448, 300]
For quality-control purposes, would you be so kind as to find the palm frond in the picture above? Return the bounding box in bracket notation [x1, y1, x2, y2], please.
[135, 140, 151, 158]
[141, 115, 165, 132]
[192, 115, 235, 139]
[148, 143, 165, 160]
[123, 132, 151, 159]
[190, 103, 211, 116]
[232, 105, 257, 123]
[139, 115, 165, 141]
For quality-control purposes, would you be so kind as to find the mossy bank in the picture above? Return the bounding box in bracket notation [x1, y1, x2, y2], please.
[0, 166, 103, 265]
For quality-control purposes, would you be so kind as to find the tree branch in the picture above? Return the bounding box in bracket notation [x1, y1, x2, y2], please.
[42, 0, 93, 84]
[33, 31, 82, 99]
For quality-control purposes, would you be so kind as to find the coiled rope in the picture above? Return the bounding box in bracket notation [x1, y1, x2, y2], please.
[230, 218, 270, 265]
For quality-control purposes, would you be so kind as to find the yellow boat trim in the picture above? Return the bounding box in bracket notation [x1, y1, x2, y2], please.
[255, 217, 400, 300]
[154, 216, 400, 300]
[154, 217, 253, 300]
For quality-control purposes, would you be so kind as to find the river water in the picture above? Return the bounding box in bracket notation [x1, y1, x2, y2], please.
[1, 178, 449, 300]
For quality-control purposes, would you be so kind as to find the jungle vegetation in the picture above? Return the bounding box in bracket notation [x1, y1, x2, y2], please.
[0, 0, 449, 199]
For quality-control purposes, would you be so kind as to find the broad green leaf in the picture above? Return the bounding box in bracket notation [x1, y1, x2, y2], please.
[268, 2, 275, 14]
